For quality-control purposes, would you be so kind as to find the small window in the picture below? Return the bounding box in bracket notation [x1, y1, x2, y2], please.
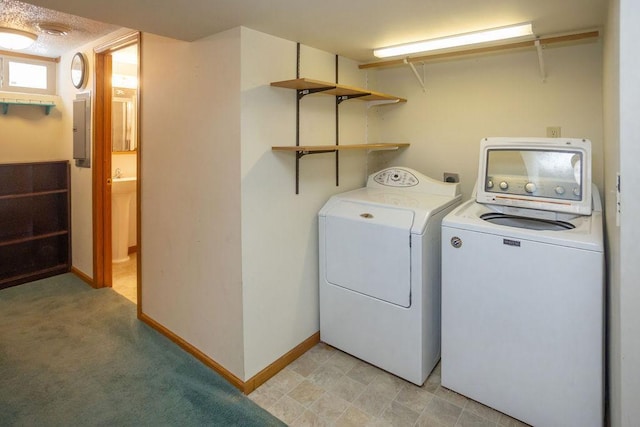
[0, 55, 56, 95]
[8, 61, 48, 89]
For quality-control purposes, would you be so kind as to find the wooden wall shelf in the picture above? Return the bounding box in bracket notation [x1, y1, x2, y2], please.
[272, 143, 409, 155]
[271, 78, 407, 104]
[271, 48, 408, 193]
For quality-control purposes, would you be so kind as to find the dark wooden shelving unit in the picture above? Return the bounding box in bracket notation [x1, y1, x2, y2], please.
[0, 161, 71, 289]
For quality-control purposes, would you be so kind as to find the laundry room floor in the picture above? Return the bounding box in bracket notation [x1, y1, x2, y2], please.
[249, 342, 530, 426]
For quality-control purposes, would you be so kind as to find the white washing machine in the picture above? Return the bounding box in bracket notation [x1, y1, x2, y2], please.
[441, 138, 604, 426]
[319, 167, 461, 385]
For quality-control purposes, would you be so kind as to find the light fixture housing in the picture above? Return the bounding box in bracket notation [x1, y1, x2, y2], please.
[374, 23, 534, 58]
[37, 23, 71, 37]
[0, 27, 38, 50]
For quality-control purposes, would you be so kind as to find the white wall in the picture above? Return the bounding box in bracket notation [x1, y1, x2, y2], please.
[140, 30, 245, 378]
[603, 1, 640, 424]
[58, 45, 94, 277]
[618, 0, 640, 425]
[369, 42, 604, 200]
[141, 26, 404, 381]
[239, 28, 381, 379]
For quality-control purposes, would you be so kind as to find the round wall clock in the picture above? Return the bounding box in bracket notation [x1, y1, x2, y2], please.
[71, 52, 87, 89]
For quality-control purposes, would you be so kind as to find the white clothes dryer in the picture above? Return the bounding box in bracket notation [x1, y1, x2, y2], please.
[441, 138, 604, 427]
[319, 167, 461, 385]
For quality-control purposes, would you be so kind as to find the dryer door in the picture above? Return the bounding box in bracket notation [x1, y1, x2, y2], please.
[324, 201, 413, 307]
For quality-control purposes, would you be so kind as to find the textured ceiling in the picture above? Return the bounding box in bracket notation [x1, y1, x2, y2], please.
[6, 0, 607, 62]
[0, 0, 120, 58]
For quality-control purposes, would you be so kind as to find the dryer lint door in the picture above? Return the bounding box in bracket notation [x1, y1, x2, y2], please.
[324, 201, 414, 307]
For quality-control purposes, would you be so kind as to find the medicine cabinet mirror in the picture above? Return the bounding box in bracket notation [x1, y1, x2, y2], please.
[112, 87, 137, 152]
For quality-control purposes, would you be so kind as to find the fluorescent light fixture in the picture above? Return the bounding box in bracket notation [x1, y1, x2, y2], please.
[374, 23, 534, 58]
[0, 27, 37, 50]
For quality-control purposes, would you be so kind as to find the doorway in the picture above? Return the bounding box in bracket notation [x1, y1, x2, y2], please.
[93, 32, 141, 308]
[110, 44, 139, 303]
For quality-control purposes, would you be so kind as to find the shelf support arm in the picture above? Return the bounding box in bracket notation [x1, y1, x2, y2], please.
[297, 149, 336, 159]
[535, 39, 547, 82]
[404, 59, 426, 92]
[336, 93, 370, 104]
[297, 87, 335, 100]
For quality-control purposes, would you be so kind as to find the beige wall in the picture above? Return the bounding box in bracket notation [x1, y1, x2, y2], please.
[0, 95, 64, 162]
[239, 28, 381, 378]
[368, 41, 604, 201]
[140, 30, 245, 378]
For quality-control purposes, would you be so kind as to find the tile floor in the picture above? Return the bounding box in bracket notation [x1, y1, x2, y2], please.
[249, 343, 530, 427]
[108, 255, 529, 426]
[112, 252, 137, 303]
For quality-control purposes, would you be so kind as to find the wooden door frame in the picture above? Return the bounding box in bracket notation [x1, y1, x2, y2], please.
[92, 32, 140, 290]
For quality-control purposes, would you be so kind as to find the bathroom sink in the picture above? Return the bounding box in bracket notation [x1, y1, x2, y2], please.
[112, 176, 136, 194]
[112, 177, 136, 263]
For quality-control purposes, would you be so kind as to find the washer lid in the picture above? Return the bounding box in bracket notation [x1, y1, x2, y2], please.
[323, 201, 413, 307]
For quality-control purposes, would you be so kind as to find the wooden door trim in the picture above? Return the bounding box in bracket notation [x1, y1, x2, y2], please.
[92, 31, 140, 289]
[92, 52, 111, 288]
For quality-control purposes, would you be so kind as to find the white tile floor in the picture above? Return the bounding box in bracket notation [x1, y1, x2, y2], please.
[249, 343, 530, 427]
[112, 252, 137, 303]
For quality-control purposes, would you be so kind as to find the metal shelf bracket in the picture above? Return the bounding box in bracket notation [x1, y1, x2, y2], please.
[404, 59, 426, 92]
[298, 87, 334, 100]
[535, 39, 547, 82]
[336, 93, 369, 104]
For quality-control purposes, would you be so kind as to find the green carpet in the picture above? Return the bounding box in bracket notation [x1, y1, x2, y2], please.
[0, 273, 285, 427]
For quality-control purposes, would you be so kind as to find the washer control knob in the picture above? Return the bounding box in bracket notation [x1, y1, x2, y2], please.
[524, 182, 536, 193]
[555, 186, 566, 195]
[573, 187, 581, 196]
[486, 179, 494, 189]
[499, 181, 509, 190]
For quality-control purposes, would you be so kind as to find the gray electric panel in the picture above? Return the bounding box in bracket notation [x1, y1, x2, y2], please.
[73, 92, 91, 168]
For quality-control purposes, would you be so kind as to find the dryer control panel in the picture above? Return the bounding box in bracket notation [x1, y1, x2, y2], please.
[372, 168, 419, 187]
[367, 167, 461, 198]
